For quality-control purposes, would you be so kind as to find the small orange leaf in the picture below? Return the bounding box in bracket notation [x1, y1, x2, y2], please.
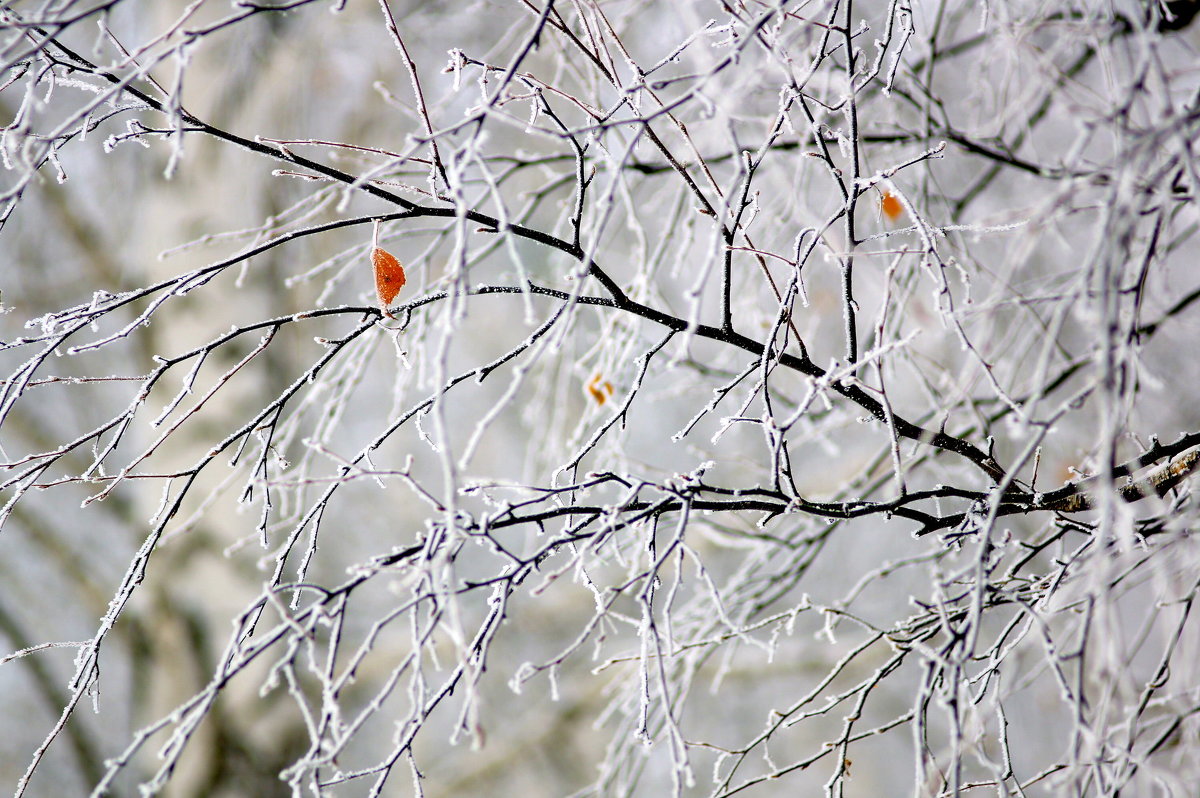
[584, 374, 615, 406]
[372, 247, 406, 311]
[880, 190, 904, 221]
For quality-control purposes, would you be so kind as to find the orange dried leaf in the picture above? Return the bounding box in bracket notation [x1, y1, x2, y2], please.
[880, 191, 904, 221]
[584, 374, 615, 406]
[372, 247, 406, 308]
